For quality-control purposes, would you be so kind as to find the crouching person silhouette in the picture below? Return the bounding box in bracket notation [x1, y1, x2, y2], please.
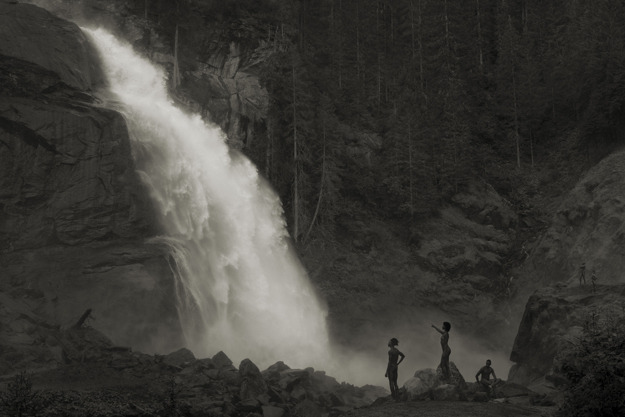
[476, 359, 498, 397]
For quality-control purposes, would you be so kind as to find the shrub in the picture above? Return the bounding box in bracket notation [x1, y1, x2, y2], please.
[0, 372, 47, 417]
[555, 309, 625, 417]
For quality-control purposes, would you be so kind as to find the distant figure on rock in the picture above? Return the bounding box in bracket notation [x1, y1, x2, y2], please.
[579, 262, 586, 286]
[475, 359, 497, 396]
[385, 337, 405, 399]
[591, 270, 597, 292]
[432, 322, 451, 381]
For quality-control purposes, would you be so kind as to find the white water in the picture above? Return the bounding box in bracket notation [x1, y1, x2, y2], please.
[84, 28, 331, 371]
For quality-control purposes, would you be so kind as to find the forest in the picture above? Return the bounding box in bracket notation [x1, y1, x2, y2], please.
[138, 0, 625, 245]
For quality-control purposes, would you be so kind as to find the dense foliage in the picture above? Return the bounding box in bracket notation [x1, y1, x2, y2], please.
[241, 0, 625, 243]
[555, 309, 625, 417]
[0, 372, 46, 417]
[134, 0, 625, 243]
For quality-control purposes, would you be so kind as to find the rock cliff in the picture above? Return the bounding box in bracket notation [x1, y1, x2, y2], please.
[25, 0, 271, 148]
[0, 1, 183, 358]
[519, 147, 625, 292]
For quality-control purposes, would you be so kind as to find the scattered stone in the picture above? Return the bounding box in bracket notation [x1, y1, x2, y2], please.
[163, 348, 195, 368]
[239, 358, 267, 401]
[431, 384, 460, 401]
[212, 351, 234, 369]
[294, 399, 322, 417]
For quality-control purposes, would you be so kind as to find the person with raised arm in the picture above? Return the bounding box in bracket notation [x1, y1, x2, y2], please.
[432, 321, 451, 381]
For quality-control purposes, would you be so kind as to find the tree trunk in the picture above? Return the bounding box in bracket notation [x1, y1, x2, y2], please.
[305, 124, 326, 242]
[265, 119, 272, 180]
[73, 309, 92, 329]
[173, 24, 181, 89]
[376, 1, 382, 110]
[476, 0, 484, 71]
[408, 122, 414, 220]
[444, 0, 451, 72]
[418, 0, 425, 98]
[529, 128, 534, 169]
[509, 16, 521, 169]
[292, 64, 299, 241]
[356, 2, 361, 81]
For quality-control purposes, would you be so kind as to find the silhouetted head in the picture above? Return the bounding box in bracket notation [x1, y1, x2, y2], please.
[388, 338, 399, 347]
[486, 359, 492, 366]
[443, 322, 451, 332]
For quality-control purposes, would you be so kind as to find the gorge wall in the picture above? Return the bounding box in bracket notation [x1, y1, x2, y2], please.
[0, 2, 183, 365]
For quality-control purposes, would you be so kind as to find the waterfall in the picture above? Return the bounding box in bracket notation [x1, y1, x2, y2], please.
[84, 28, 331, 370]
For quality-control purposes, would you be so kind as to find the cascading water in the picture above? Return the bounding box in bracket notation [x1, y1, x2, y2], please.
[84, 28, 331, 370]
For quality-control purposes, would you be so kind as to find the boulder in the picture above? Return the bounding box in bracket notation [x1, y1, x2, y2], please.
[163, 348, 195, 368]
[262, 361, 291, 381]
[212, 351, 234, 369]
[403, 368, 437, 400]
[509, 284, 625, 384]
[431, 384, 460, 401]
[436, 361, 467, 389]
[239, 358, 267, 401]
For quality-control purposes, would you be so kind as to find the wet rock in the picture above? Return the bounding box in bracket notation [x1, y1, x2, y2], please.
[163, 348, 195, 368]
[262, 361, 290, 382]
[212, 351, 234, 369]
[239, 358, 267, 401]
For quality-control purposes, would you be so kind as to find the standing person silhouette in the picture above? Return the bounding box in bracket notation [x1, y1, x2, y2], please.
[384, 338, 405, 399]
[432, 322, 451, 381]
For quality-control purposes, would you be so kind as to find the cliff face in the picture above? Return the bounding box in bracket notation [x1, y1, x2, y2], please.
[0, 2, 183, 362]
[25, 0, 271, 149]
[518, 148, 625, 293]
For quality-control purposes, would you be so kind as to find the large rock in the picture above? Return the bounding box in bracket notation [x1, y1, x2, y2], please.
[403, 363, 467, 401]
[0, 2, 103, 91]
[239, 358, 267, 401]
[508, 283, 625, 385]
[403, 368, 437, 400]
[0, 2, 183, 365]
